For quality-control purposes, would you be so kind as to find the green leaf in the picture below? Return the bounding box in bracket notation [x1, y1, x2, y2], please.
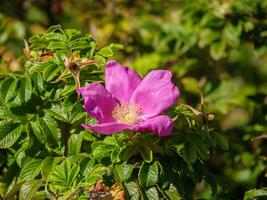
[111, 146, 122, 163]
[244, 189, 267, 200]
[145, 187, 159, 200]
[19, 159, 43, 181]
[0, 78, 18, 103]
[32, 72, 44, 93]
[47, 24, 62, 33]
[97, 47, 114, 57]
[38, 114, 61, 146]
[19, 180, 42, 200]
[19, 76, 32, 103]
[29, 61, 53, 74]
[210, 41, 225, 60]
[124, 182, 140, 200]
[198, 29, 219, 48]
[113, 163, 135, 182]
[164, 184, 181, 200]
[204, 173, 217, 195]
[49, 159, 80, 191]
[45, 106, 69, 123]
[138, 145, 153, 163]
[41, 157, 56, 179]
[121, 143, 139, 161]
[29, 122, 44, 143]
[110, 43, 124, 50]
[215, 133, 229, 150]
[68, 133, 83, 156]
[47, 41, 67, 50]
[138, 161, 158, 188]
[0, 123, 22, 149]
[4, 181, 25, 200]
[183, 142, 197, 164]
[43, 64, 62, 82]
[197, 142, 210, 160]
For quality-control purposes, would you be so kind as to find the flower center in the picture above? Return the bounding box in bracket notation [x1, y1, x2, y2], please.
[112, 103, 142, 124]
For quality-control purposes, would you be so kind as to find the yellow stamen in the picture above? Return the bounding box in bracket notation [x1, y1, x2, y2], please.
[112, 103, 142, 124]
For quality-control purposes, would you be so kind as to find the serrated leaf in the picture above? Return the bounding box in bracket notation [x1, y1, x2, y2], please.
[19, 159, 43, 181]
[113, 163, 134, 182]
[145, 187, 159, 200]
[49, 159, 80, 191]
[244, 189, 267, 200]
[4, 181, 25, 200]
[0, 78, 18, 103]
[164, 184, 181, 200]
[43, 64, 62, 82]
[41, 157, 56, 179]
[47, 41, 67, 50]
[19, 180, 42, 200]
[38, 114, 61, 146]
[29, 61, 53, 74]
[124, 182, 140, 200]
[68, 133, 83, 156]
[138, 161, 158, 188]
[47, 24, 62, 33]
[29, 122, 44, 143]
[183, 142, 197, 164]
[19, 77, 32, 103]
[45, 106, 69, 122]
[0, 123, 22, 148]
[32, 72, 44, 93]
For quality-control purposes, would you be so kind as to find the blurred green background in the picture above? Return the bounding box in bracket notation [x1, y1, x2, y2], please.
[1, 0, 267, 199]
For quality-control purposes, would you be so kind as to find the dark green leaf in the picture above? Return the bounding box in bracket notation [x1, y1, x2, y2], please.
[0, 123, 22, 149]
[68, 133, 83, 156]
[244, 189, 267, 200]
[138, 161, 158, 188]
[43, 64, 62, 82]
[138, 145, 153, 163]
[183, 142, 197, 164]
[215, 133, 229, 150]
[41, 157, 56, 179]
[19, 159, 43, 181]
[19, 76, 32, 103]
[145, 187, 159, 200]
[164, 184, 181, 200]
[38, 114, 61, 146]
[113, 163, 134, 182]
[124, 182, 140, 200]
[19, 180, 42, 200]
[32, 72, 44, 93]
[49, 159, 80, 191]
[0, 78, 18, 103]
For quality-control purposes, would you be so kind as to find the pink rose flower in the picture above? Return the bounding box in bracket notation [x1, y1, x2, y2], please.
[77, 60, 180, 136]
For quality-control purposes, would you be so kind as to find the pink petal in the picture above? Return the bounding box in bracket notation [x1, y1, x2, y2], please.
[134, 115, 173, 137]
[77, 83, 117, 123]
[105, 60, 142, 102]
[131, 70, 179, 118]
[81, 123, 132, 135]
